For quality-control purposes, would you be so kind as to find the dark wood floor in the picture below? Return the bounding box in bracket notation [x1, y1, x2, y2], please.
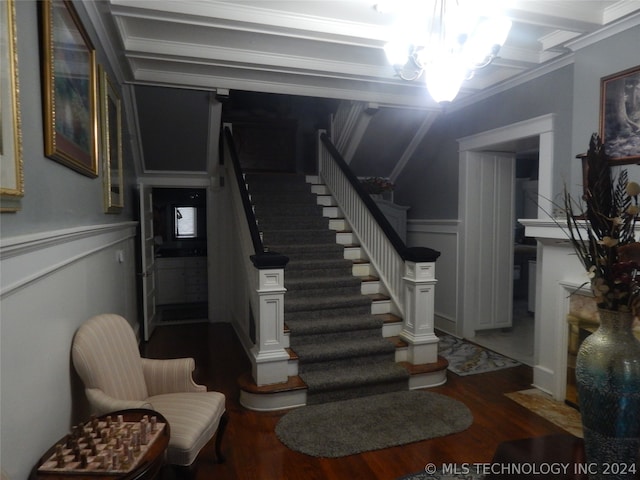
[141, 322, 569, 480]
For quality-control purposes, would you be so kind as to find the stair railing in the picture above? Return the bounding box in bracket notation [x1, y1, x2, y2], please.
[318, 131, 442, 365]
[223, 126, 290, 386]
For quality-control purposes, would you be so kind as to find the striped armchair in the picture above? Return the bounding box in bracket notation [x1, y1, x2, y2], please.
[71, 313, 228, 467]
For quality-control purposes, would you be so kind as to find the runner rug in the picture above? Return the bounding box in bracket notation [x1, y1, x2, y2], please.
[275, 390, 473, 458]
[438, 334, 521, 376]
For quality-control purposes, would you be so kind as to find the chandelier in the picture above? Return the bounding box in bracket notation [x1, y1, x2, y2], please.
[379, 0, 512, 103]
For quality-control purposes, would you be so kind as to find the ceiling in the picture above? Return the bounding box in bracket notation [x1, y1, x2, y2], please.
[89, 0, 640, 110]
[81, 1, 640, 175]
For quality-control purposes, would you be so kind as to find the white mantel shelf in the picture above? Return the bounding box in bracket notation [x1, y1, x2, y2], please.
[519, 218, 576, 242]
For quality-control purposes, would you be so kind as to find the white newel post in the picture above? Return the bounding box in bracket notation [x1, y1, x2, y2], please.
[251, 266, 290, 386]
[401, 260, 439, 364]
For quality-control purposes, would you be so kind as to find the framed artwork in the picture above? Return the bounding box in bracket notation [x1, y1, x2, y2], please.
[99, 66, 123, 213]
[1, 0, 24, 212]
[600, 65, 640, 165]
[41, 0, 98, 177]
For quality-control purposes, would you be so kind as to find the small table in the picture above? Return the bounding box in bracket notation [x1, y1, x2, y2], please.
[30, 409, 169, 480]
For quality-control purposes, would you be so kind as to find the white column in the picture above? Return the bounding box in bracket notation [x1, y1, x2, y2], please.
[400, 260, 439, 364]
[251, 267, 290, 386]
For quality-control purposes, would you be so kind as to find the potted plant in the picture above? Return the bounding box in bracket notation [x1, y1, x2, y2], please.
[359, 177, 395, 200]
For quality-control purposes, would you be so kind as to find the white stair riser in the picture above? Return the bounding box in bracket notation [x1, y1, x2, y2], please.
[395, 347, 408, 362]
[322, 206, 341, 218]
[288, 360, 298, 377]
[337, 232, 355, 244]
[316, 195, 336, 206]
[361, 280, 381, 295]
[409, 371, 447, 390]
[344, 246, 364, 260]
[240, 390, 306, 412]
[353, 263, 372, 276]
[311, 184, 331, 195]
[383, 322, 402, 337]
[329, 219, 348, 230]
[371, 299, 390, 315]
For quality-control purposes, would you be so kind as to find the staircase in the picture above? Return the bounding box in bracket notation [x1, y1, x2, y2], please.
[239, 172, 443, 407]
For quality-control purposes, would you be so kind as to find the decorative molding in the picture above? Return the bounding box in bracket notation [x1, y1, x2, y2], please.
[0, 222, 137, 298]
[568, 10, 640, 50]
[110, 0, 390, 45]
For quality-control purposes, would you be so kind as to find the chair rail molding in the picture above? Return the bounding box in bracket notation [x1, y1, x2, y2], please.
[0, 222, 137, 298]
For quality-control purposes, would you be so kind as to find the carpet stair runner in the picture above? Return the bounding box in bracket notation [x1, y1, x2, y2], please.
[245, 172, 410, 405]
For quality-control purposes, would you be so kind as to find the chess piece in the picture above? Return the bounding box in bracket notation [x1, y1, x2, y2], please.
[140, 419, 149, 445]
[55, 444, 65, 468]
[88, 438, 98, 456]
[132, 431, 141, 453]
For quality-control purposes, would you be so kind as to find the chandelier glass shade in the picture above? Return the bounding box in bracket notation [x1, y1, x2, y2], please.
[381, 0, 512, 103]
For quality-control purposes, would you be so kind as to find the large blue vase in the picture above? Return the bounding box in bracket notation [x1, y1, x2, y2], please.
[576, 308, 640, 480]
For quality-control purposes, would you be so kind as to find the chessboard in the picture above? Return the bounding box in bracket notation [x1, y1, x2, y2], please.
[37, 413, 166, 475]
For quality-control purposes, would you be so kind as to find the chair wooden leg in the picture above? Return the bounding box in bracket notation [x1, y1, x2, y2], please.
[214, 412, 229, 463]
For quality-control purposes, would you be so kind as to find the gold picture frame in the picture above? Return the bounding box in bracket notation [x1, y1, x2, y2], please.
[599, 65, 640, 165]
[99, 66, 123, 213]
[1, 0, 24, 212]
[41, 0, 98, 177]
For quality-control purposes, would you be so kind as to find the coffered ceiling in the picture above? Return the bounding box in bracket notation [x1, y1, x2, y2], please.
[88, 0, 640, 109]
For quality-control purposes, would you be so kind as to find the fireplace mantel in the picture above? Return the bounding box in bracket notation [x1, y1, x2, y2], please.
[520, 219, 589, 400]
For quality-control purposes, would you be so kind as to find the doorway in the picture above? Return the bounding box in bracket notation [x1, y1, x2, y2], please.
[473, 150, 539, 366]
[458, 114, 555, 368]
[151, 187, 209, 325]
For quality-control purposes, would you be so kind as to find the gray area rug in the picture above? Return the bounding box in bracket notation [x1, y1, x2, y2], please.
[438, 334, 520, 376]
[275, 390, 473, 457]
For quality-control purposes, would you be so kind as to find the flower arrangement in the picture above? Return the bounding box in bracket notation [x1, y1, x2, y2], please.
[359, 177, 395, 194]
[564, 133, 640, 313]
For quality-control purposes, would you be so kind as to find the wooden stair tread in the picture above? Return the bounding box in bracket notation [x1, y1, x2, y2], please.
[368, 292, 390, 302]
[360, 275, 380, 282]
[375, 312, 402, 324]
[238, 372, 307, 394]
[386, 335, 408, 348]
[399, 356, 449, 375]
[351, 258, 369, 265]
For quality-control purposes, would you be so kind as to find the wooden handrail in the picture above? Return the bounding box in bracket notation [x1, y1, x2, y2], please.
[224, 126, 289, 269]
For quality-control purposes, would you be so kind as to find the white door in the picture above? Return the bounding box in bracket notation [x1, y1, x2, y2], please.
[460, 150, 516, 334]
[139, 184, 157, 341]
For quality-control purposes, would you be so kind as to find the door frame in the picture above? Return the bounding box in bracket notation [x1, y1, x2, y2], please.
[458, 114, 556, 342]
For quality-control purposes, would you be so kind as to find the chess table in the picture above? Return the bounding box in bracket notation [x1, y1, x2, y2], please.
[30, 409, 169, 480]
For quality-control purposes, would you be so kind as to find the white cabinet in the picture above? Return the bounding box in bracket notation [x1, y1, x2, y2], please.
[155, 257, 208, 305]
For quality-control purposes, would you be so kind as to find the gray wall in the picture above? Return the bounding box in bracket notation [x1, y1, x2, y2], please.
[1, 3, 139, 479]
[396, 25, 640, 220]
[1, 1, 137, 238]
[396, 65, 574, 219]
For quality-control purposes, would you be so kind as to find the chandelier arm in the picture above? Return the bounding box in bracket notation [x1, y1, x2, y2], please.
[397, 68, 423, 82]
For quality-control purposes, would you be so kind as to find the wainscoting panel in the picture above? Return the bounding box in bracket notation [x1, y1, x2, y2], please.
[407, 220, 459, 335]
[0, 222, 138, 480]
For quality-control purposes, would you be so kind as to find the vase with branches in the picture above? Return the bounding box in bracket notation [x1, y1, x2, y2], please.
[563, 133, 640, 479]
